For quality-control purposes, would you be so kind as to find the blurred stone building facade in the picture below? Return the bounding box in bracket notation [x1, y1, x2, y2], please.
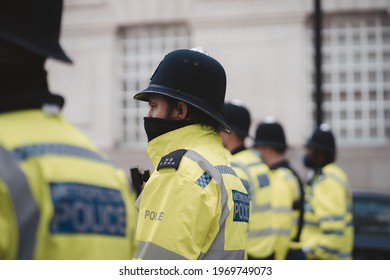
[47, 0, 390, 191]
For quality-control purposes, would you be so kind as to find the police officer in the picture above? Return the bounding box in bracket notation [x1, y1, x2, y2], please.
[220, 101, 275, 260]
[300, 124, 354, 259]
[133, 48, 249, 260]
[253, 117, 304, 260]
[0, 0, 137, 259]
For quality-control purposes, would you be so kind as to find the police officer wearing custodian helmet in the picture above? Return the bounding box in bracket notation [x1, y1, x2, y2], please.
[0, 0, 137, 259]
[133, 48, 249, 259]
[299, 124, 354, 259]
[220, 101, 275, 260]
[253, 118, 304, 260]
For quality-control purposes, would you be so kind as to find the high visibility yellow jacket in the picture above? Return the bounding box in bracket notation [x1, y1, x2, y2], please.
[269, 160, 303, 260]
[230, 148, 275, 259]
[0, 110, 137, 260]
[300, 163, 354, 260]
[134, 125, 249, 260]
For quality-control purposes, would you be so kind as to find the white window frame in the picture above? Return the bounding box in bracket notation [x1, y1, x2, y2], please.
[312, 11, 390, 145]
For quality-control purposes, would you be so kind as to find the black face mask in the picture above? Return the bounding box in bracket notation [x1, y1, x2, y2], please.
[143, 117, 194, 142]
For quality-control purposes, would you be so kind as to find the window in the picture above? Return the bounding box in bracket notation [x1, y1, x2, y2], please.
[312, 12, 390, 144]
[118, 24, 191, 147]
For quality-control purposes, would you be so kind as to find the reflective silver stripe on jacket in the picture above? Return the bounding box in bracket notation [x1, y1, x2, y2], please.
[12, 144, 112, 165]
[317, 172, 349, 189]
[231, 161, 254, 197]
[0, 146, 39, 259]
[318, 245, 352, 259]
[251, 202, 271, 213]
[248, 228, 273, 238]
[135, 241, 187, 260]
[273, 229, 291, 236]
[185, 150, 245, 260]
[273, 206, 292, 213]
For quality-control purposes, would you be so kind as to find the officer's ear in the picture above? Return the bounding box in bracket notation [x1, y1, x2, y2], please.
[176, 101, 189, 120]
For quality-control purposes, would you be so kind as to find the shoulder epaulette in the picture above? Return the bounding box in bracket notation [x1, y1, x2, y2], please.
[157, 149, 187, 171]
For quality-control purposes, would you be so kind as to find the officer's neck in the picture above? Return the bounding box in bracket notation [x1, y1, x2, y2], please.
[0, 60, 64, 114]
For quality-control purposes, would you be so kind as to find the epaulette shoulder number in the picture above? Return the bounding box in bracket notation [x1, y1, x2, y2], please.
[157, 149, 187, 171]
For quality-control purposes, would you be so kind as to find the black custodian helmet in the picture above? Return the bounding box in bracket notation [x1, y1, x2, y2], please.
[305, 123, 336, 155]
[0, 0, 72, 63]
[133, 48, 231, 132]
[223, 100, 251, 138]
[254, 117, 288, 149]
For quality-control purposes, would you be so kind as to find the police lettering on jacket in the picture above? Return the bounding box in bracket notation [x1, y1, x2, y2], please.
[50, 182, 126, 236]
[232, 190, 250, 222]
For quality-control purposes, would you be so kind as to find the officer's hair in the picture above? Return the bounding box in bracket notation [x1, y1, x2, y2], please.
[314, 148, 336, 166]
[272, 146, 287, 154]
[323, 150, 336, 164]
[0, 37, 45, 63]
[232, 131, 246, 142]
[164, 96, 220, 131]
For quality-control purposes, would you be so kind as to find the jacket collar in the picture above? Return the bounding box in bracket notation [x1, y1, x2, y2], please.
[147, 124, 221, 168]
